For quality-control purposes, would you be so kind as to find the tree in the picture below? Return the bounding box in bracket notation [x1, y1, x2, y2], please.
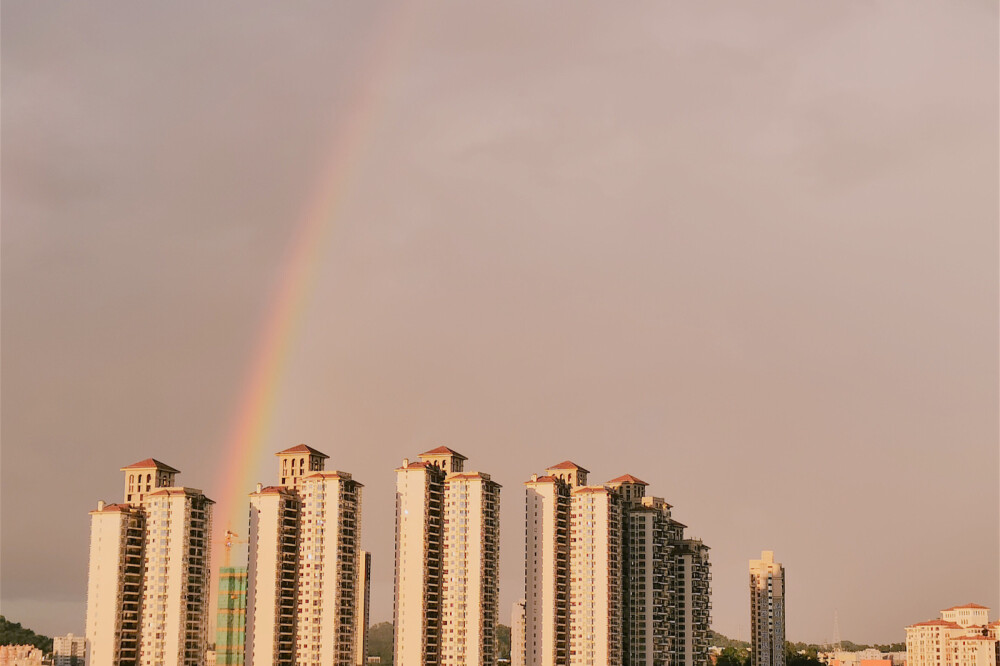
[497, 624, 511, 660]
[0, 617, 52, 653]
[718, 646, 751, 666]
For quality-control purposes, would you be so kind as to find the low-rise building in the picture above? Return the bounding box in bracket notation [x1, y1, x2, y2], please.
[0, 646, 43, 666]
[906, 604, 998, 666]
[52, 634, 86, 666]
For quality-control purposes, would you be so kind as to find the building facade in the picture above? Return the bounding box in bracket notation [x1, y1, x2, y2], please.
[85, 459, 214, 666]
[216, 566, 247, 666]
[53, 634, 87, 666]
[906, 604, 998, 666]
[523, 465, 711, 666]
[512, 600, 527, 666]
[0, 646, 43, 666]
[749, 551, 785, 666]
[245, 445, 369, 666]
[393, 447, 501, 666]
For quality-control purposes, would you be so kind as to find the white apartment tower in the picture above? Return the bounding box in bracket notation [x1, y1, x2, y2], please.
[245, 445, 369, 666]
[85, 458, 214, 666]
[393, 447, 501, 666]
[525, 465, 711, 666]
[524, 462, 584, 666]
[750, 551, 785, 666]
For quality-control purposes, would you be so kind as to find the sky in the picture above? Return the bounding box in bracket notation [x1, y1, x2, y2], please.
[2, 0, 997, 646]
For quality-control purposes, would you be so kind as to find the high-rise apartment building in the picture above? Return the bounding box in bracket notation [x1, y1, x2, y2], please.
[245, 445, 369, 666]
[393, 447, 501, 666]
[569, 485, 623, 666]
[523, 465, 711, 666]
[906, 604, 998, 666]
[52, 634, 86, 666]
[85, 459, 214, 666]
[749, 551, 785, 666]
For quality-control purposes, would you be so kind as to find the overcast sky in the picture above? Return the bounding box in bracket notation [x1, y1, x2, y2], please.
[2, 0, 997, 645]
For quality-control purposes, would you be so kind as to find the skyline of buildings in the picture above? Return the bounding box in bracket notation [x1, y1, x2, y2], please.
[750, 550, 786, 666]
[84, 459, 214, 666]
[522, 462, 712, 666]
[75, 449, 997, 666]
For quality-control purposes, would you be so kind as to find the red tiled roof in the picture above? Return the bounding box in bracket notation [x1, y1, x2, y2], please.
[526, 475, 557, 483]
[909, 620, 963, 628]
[276, 444, 329, 458]
[120, 458, 180, 473]
[147, 488, 214, 503]
[943, 603, 990, 611]
[398, 461, 432, 470]
[252, 485, 294, 495]
[547, 461, 589, 472]
[91, 503, 134, 513]
[607, 474, 649, 485]
[302, 471, 362, 486]
[419, 446, 467, 459]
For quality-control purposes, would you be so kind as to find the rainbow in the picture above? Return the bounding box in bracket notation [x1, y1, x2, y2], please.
[211, 2, 415, 553]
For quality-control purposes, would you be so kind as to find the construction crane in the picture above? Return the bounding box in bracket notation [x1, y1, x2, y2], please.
[221, 529, 248, 569]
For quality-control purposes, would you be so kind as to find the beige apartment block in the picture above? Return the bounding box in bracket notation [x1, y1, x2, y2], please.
[393, 447, 500, 666]
[245, 445, 368, 666]
[522, 465, 711, 666]
[906, 604, 998, 666]
[524, 463, 583, 666]
[52, 634, 86, 666]
[140, 488, 213, 666]
[750, 551, 785, 666]
[568, 485, 623, 666]
[85, 459, 213, 666]
[246, 484, 299, 666]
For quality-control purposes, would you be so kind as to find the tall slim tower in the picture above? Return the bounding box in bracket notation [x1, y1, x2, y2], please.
[85, 458, 214, 666]
[244, 445, 366, 666]
[393, 447, 501, 666]
[749, 551, 785, 666]
[568, 485, 623, 666]
[523, 462, 585, 666]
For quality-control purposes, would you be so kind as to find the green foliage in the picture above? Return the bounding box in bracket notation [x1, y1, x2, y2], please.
[718, 646, 751, 666]
[368, 621, 393, 664]
[497, 624, 511, 660]
[0, 616, 53, 653]
[786, 643, 826, 666]
[874, 644, 906, 653]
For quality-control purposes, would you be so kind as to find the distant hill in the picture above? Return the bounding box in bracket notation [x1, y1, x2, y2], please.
[0, 616, 53, 652]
